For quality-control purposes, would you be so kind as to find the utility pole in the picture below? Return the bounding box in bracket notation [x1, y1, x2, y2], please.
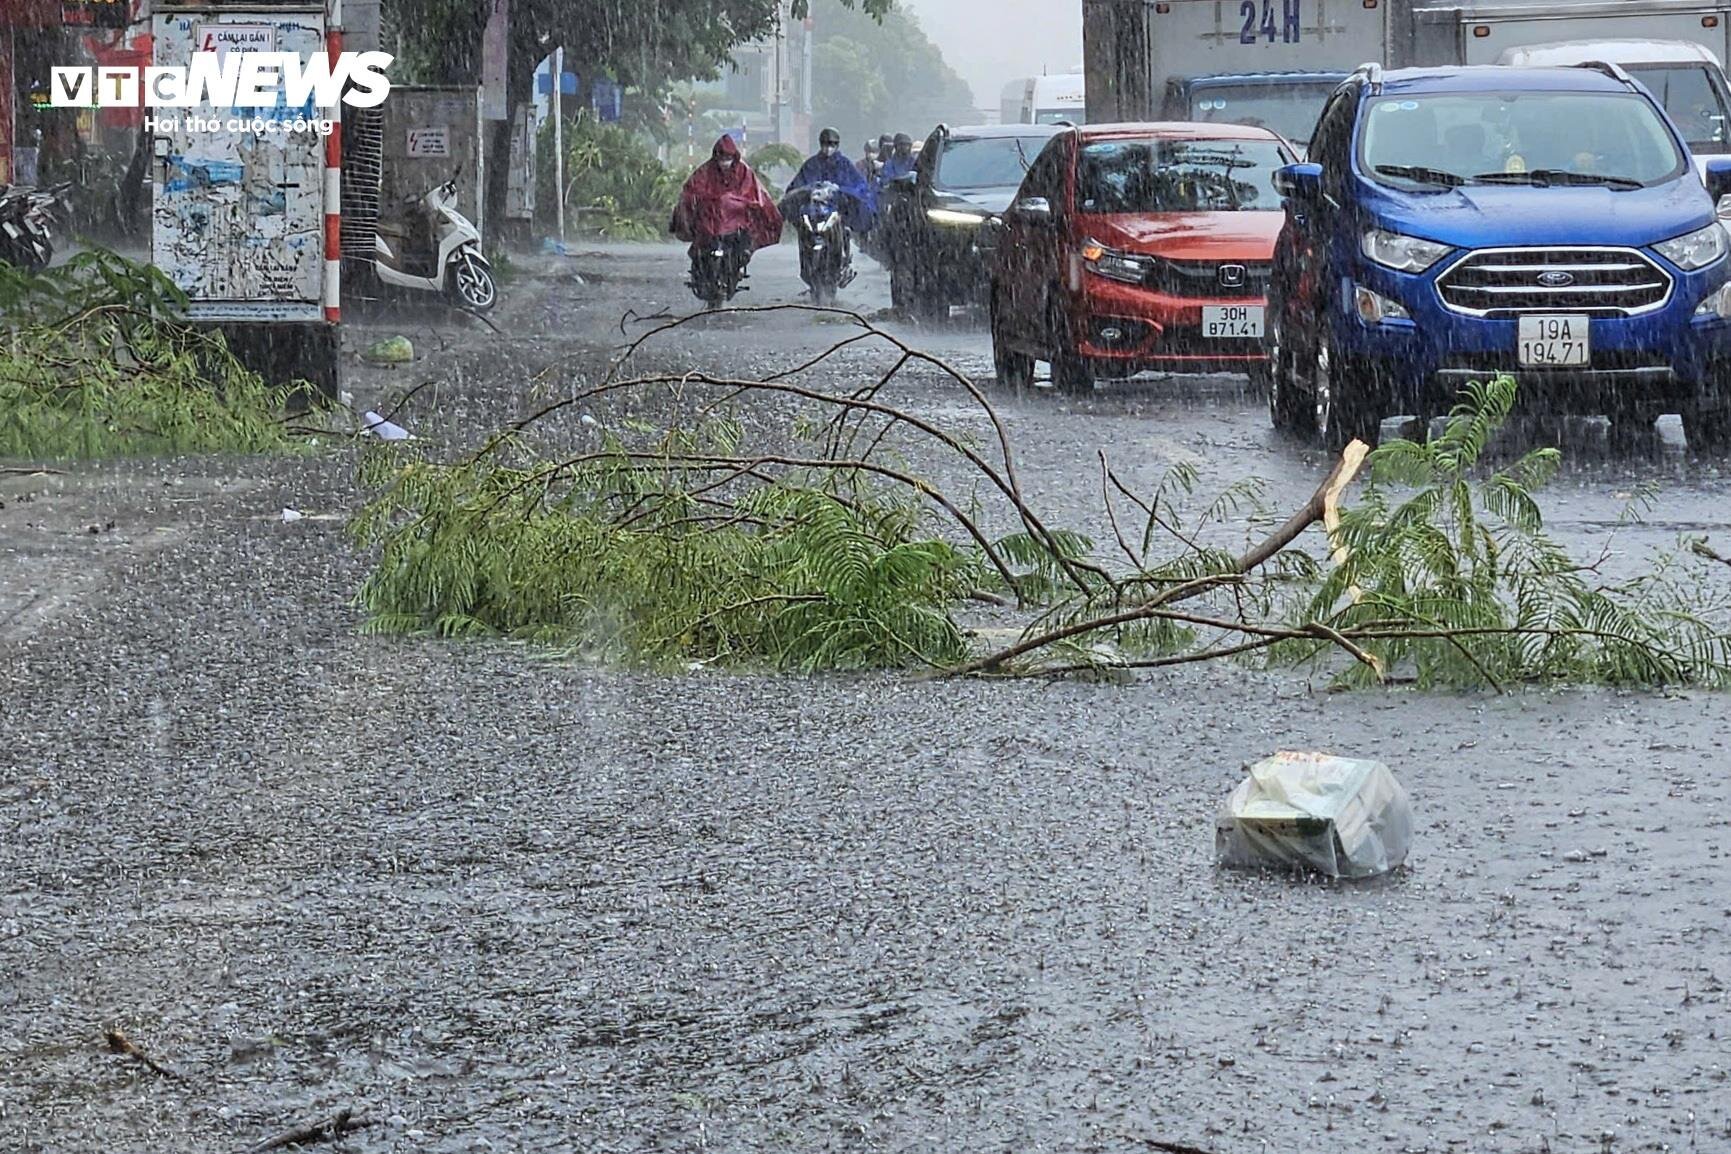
[553, 46, 565, 247]
[778, 13, 786, 144]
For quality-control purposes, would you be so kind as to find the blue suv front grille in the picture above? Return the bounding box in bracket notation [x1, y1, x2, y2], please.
[1435, 247, 1672, 317]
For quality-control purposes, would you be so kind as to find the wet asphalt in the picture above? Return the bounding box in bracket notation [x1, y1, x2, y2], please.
[2, 240, 1729, 1154]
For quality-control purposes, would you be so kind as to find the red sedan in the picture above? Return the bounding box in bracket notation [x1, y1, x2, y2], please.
[989, 122, 1297, 392]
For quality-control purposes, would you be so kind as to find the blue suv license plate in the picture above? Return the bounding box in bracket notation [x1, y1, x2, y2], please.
[1518, 315, 1590, 368]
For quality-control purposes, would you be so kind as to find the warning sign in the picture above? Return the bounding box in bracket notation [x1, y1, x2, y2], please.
[195, 25, 277, 59]
[407, 127, 450, 157]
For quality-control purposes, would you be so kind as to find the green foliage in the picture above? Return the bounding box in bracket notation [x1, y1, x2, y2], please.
[748, 143, 805, 173]
[352, 428, 985, 670]
[809, 0, 981, 145]
[537, 113, 682, 239]
[0, 252, 295, 461]
[1284, 376, 1731, 688]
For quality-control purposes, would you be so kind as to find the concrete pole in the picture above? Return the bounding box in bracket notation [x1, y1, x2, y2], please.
[553, 45, 564, 246]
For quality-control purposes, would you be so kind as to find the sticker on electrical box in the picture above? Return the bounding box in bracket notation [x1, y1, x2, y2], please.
[195, 24, 276, 58]
[407, 127, 450, 157]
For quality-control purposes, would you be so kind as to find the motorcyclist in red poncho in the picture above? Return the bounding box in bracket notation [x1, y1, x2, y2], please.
[670, 135, 783, 305]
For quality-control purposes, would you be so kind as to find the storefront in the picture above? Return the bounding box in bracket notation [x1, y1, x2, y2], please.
[1, 0, 145, 194]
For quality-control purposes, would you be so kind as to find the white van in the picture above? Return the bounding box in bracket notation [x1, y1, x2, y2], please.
[1496, 40, 1731, 169]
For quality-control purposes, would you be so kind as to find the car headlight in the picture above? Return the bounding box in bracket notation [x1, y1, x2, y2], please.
[1354, 284, 1411, 324]
[927, 207, 988, 226]
[1080, 238, 1150, 284]
[1656, 222, 1729, 271]
[1360, 228, 1451, 274]
[1696, 279, 1731, 318]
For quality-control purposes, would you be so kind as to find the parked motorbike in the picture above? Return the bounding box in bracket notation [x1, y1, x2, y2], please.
[686, 230, 751, 309]
[787, 182, 856, 305]
[0, 182, 71, 273]
[369, 172, 496, 312]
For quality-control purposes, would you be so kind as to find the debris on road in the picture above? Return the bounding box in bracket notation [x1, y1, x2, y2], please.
[248, 1107, 373, 1153]
[103, 1026, 178, 1079]
[359, 411, 412, 442]
[281, 508, 304, 523]
[362, 336, 414, 365]
[1216, 752, 1413, 879]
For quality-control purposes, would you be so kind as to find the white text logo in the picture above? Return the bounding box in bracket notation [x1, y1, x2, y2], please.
[50, 52, 394, 110]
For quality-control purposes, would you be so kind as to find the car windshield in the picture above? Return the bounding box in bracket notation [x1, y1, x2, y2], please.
[1361, 91, 1688, 189]
[1626, 64, 1731, 153]
[933, 136, 1047, 189]
[1076, 138, 1289, 213]
[1188, 83, 1338, 148]
[1034, 108, 1080, 125]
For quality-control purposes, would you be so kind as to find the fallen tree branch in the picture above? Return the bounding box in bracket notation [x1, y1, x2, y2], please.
[1691, 538, 1731, 571]
[1119, 1132, 1218, 1154]
[950, 442, 1372, 677]
[103, 1027, 179, 1078]
[247, 1107, 374, 1154]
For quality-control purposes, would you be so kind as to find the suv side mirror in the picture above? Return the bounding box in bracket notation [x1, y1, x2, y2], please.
[1273, 162, 1324, 201]
[1706, 157, 1731, 205]
[1013, 196, 1052, 221]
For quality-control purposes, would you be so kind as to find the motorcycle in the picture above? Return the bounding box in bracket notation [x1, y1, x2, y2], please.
[686, 229, 751, 309]
[368, 172, 496, 312]
[0, 182, 71, 273]
[787, 182, 856, 305]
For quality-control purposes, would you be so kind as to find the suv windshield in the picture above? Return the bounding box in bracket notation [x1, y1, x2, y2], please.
[1188, 83, 1338, 149]
[1361, 91, 1688, 189]
[1076, 138, 1289, 213]
[934, 136, 1047, 189]
[1626, 64, 1731, 153]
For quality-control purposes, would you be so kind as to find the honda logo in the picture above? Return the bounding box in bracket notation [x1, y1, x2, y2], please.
[1218, 264, 1247, 288]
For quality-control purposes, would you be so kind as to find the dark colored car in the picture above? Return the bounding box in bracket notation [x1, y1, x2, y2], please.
[1267, 62, 1731, 450]
[1160, 71, 1348, 155]
[878, 123, 1063, 320]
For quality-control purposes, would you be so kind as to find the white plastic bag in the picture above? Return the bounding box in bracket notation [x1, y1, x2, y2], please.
[1215, 752, 1413, 879]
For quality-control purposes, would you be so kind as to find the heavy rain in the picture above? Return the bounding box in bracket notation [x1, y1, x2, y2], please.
[4, 1, 1731, 1152]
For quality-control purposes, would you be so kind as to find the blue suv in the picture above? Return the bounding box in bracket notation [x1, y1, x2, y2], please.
[1266, 63, 1731, 450]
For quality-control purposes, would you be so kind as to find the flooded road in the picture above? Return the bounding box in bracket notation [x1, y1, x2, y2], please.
[3, 240, 1729, 1153]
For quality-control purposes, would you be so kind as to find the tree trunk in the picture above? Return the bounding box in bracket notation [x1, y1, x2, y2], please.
[483, 27, 537, 252]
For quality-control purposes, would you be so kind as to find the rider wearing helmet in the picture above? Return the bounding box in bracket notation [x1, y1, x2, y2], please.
[877, 132, 917, 188]
[786, 126, 876, 233]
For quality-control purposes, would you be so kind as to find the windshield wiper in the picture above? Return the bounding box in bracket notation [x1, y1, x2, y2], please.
[1374, 164, 1467, 188]
[1471, 169, 1646, 190]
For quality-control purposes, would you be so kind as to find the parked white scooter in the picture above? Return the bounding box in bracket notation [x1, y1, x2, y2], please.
[372, 172, 496, 312]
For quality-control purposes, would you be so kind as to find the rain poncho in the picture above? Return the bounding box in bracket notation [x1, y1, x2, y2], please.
[670, 136, 784, 251]
[878, 152, 916, 187]
[787, 149, 877, 233]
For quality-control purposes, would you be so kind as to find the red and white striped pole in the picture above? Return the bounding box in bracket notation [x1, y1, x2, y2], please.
[323, 0, 343, 324]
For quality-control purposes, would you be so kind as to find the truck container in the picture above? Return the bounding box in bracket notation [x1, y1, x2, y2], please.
[999, 72, 1088, 125]
[1087, 0, 1731, 148]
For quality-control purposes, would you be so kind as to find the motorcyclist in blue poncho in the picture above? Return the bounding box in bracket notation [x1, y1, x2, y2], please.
[785, 127, 876, 234]
[877, 133, 916, 188]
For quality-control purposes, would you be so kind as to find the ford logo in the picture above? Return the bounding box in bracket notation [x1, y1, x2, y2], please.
[1537, 271, 1576, 288]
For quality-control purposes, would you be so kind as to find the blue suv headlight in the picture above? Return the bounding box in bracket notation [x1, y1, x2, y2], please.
[1361, 228, 1451, 274]
[1655, 223, 1729, 271]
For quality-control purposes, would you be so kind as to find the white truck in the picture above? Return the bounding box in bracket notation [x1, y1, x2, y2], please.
[998, 72, 1088, 125]
[1085, 0, 1731, 148]
[1494, 39, 1731, 167]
